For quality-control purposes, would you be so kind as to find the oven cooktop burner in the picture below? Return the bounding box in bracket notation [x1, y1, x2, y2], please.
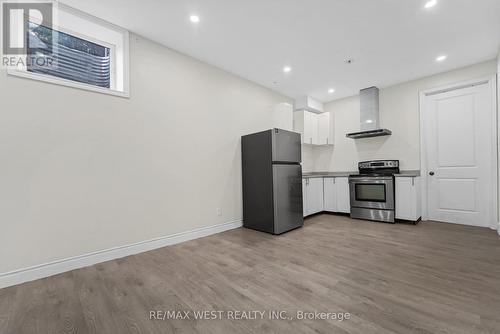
[356, 160, 400, 176]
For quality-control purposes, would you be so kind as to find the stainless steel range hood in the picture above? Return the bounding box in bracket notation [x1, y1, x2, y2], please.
[346, 87, 392, 139]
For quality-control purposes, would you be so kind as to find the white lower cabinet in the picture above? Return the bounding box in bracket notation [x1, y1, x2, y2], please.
[323, 178, 337, 212]
[395, 177, 421, 221]
[304, 175, 420, 220]
[308, 178, 324, 215]
[302, 177, 324, 216]
[335, 177, 351, 213]
[303, 176, 351, 217]
[323, 177, 350, 213]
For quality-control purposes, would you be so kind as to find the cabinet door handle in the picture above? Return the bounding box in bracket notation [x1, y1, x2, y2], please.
[326, 138, 328, 145]
[310, 138, 312, 144]
[412, 178, 414, 186]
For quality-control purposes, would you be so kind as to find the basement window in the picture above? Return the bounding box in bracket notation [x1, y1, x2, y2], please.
[27, 22, 112, 88]
[7, 3, 129, 97]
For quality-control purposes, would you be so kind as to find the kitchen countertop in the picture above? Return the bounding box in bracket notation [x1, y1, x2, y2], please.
[302, 170, 421, 178]
[393, 170, 421, 177]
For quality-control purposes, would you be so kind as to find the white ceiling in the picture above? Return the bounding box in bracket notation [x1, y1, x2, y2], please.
[61, 0, 500, 102]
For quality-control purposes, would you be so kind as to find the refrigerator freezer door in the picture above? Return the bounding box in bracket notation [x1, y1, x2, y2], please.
[273, 164, 304, 234]
[272, 129, 301, 163]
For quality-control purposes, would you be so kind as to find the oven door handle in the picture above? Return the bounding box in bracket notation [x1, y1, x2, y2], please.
[349, 177, 393, 182]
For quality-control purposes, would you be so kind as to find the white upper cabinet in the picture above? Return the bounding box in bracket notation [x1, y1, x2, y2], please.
[317, 112, 331, 145]
[294, 110, 333, 146]
[310, 113, 319, 145]
[304, 111, 317, 145]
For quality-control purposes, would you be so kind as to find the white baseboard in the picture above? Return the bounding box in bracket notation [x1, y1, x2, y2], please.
[0, 219, 242, 289]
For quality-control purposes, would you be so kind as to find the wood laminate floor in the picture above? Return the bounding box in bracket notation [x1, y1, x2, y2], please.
[1, 215, 500, 334]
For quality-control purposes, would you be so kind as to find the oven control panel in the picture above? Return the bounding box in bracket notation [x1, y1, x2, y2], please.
[359, 160, 399, 169]
[358, 160, 400, 174]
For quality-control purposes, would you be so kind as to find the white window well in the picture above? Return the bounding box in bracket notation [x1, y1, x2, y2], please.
[7, 3, 130, 97]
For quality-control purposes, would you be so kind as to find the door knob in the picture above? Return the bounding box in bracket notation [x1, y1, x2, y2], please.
[429, 171, 435, 176]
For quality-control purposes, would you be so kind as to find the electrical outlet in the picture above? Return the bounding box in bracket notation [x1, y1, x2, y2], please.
[216, 208, 222, 216]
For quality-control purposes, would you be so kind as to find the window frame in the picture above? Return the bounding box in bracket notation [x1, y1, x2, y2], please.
[7, 3, 130, 98]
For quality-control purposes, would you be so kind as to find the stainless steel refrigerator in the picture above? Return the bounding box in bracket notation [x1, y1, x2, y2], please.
[241, 128, 303, 234]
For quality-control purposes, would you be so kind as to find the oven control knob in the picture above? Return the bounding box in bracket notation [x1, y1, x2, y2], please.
[429, 171, 435, 176]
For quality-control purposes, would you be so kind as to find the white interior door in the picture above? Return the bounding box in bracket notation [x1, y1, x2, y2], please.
[422, 80, 495, 227]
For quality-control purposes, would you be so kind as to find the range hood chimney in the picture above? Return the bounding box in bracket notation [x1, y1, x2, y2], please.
[346, 87, 392, 139]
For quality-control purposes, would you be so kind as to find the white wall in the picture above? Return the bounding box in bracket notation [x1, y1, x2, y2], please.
[301, 146, 315, 172]
[0, 33, 293, 274]
[307, 60, 497, 172]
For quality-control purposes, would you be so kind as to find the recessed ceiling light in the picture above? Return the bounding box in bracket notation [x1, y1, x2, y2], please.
[328, 88, 335, 94]
[190, 15, 200, 23]
[425, 0, 437, 9]
[283, 66, 292, 73]
[436, 55, 447, 62]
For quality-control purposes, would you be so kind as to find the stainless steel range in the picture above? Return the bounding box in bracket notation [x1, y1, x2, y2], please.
[349, 160, 399, 223]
